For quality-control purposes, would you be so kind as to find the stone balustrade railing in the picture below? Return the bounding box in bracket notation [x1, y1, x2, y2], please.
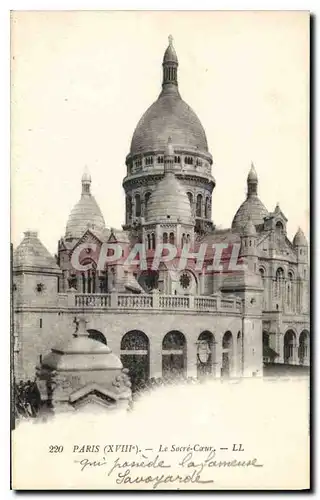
[69, 292, 242, 314]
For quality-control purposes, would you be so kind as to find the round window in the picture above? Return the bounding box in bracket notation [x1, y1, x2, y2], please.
[179, 272, 191, 290]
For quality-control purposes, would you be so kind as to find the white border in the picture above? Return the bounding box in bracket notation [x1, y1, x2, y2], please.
[2, 2, 317, 498]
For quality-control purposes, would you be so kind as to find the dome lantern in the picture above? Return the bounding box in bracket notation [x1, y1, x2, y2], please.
[162, 35, 179, 92]
[247, 162, 258, 197]
[82, 166, 91, 195]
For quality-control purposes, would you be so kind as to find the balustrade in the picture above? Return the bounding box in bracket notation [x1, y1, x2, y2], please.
[159, 295, 190, 309]
[71, 292, 241, 313]
[194, 297, 217, 311]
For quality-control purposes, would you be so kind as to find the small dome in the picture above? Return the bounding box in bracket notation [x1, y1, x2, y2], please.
[232, 197, 268, 230]
[42, 319, 123, 372]
[146, 172, 192, 224]
[13, 231, 59, 271]
[65, 174, 105, 239]
[293, 227, 308, 247]
[232, 164, 268, 231]
[66, 196, 105, 239]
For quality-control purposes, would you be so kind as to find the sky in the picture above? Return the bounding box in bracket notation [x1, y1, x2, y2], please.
[11, 10, 309, 255]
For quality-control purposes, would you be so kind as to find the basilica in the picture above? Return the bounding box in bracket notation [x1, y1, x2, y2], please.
[12, 37, 310, 392]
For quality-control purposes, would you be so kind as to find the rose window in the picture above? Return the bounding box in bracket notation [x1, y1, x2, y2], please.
[179, 272, 191, 290]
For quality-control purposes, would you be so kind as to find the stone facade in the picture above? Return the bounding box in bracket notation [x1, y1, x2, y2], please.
[12, 37, 309, 386]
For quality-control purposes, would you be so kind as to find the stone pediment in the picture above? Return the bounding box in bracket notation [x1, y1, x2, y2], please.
[71, 230, 103, 251]
[69, 384, 120, 405]
[70, 391, 117, 411]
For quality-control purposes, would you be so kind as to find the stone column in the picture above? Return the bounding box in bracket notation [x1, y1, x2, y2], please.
[67, 288, 76, 307]
[152, 289, 159, 309]
[277, 332, 284, 363]
[110, 289, 118, 308]
[77, 274, 81, 293]
[214, 337, 222, 378]
[187, 339, 198, 378]
[149, 337, 162, 379]
[199, 271, 205, 295]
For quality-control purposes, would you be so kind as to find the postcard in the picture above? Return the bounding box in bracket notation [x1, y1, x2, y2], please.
[11, 10, 310, 490]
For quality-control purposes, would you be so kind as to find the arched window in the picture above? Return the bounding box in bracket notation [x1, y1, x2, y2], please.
[174, 155, 181, 164]
[187, 192, 193, 209]
[276, 221, 284, 233]
[197, 331, 215, 377]
[205, 197, 210, 219]
[151, 233, 156, 250]
[162, 331, 187, 379]
[163, 232, 168, 244]
[147, 234, 151, 250]
[135, 194, 141, 217]
[87, 329, 107, 345]
[259, 268, 266, 308]
[298, 330, 309, 365]
[287, 271, 294, 309]
[184, 156, 194, 165]
[263, 331, 270, 347]
[169, 232, 175, 245]
[144, 192, 151, 213]
[181, 233, 185, 246]
[145, 156, 154, 166]
[284, 330, 296, 364]
[157, 156, 164, 164]
[222, 331, 233, 378]
[120, 331, 150, 392]
[196, 194, 202, 217]
[126, 195, 132, 221]
[274, 268, 284, 300]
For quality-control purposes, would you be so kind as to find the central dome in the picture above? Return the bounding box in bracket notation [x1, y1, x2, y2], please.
[131, 93, 208, 155]
[130, 37, 208, 156]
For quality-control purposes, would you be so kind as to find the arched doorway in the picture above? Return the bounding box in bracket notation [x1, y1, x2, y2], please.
[162, 331, 187, 380]
[221, 331, 233, 378]
[236, 331, 242, 376]
[87, 329, 107, 345]
[283, 330, 296, 364]
[120, 331, 150, 392]
[197, 331, 215, 378]
[298, 330, 309, 365]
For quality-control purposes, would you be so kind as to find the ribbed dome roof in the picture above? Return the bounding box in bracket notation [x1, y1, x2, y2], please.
[232, 164, 268, 231]
[131, 92, 208, 155]
[65, 172, 105, 240]
[130, 37, 208, 156]
[293, 227, 308, 247]
[232, 197, 268, 230]
[13, 231, 59, 271]
[146, 171, 193, 224]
